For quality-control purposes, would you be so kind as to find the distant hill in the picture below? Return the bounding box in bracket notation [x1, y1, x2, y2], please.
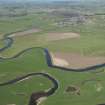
[0, 0, 105, 5]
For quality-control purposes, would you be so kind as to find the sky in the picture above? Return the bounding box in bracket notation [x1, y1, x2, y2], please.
[0, 0, 83, 1]
[0, 0, 99, 2]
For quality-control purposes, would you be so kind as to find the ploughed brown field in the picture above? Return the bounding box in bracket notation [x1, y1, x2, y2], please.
[51, 52, 105, 69]
[9, 28, 41, 37]
[45, 32, 80, 41]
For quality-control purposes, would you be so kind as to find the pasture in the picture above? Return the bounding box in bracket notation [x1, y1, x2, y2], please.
[0, 1, 105, 105]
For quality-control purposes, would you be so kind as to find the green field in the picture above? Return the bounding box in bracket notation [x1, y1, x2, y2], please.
[0, 1, 105, 105]
[0, 48, 105, 105]
[1, 14, 105, 57]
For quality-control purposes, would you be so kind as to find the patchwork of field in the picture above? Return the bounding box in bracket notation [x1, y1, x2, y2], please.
[1, 14, 105, 57]
[1, 1, 105, 105]
[1, 48, 105, 105]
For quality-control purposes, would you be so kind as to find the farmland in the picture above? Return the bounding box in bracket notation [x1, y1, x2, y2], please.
[0, 0, 105, 105]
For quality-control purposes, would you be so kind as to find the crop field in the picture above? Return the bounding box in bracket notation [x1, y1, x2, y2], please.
[0, 0, 105, 105]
